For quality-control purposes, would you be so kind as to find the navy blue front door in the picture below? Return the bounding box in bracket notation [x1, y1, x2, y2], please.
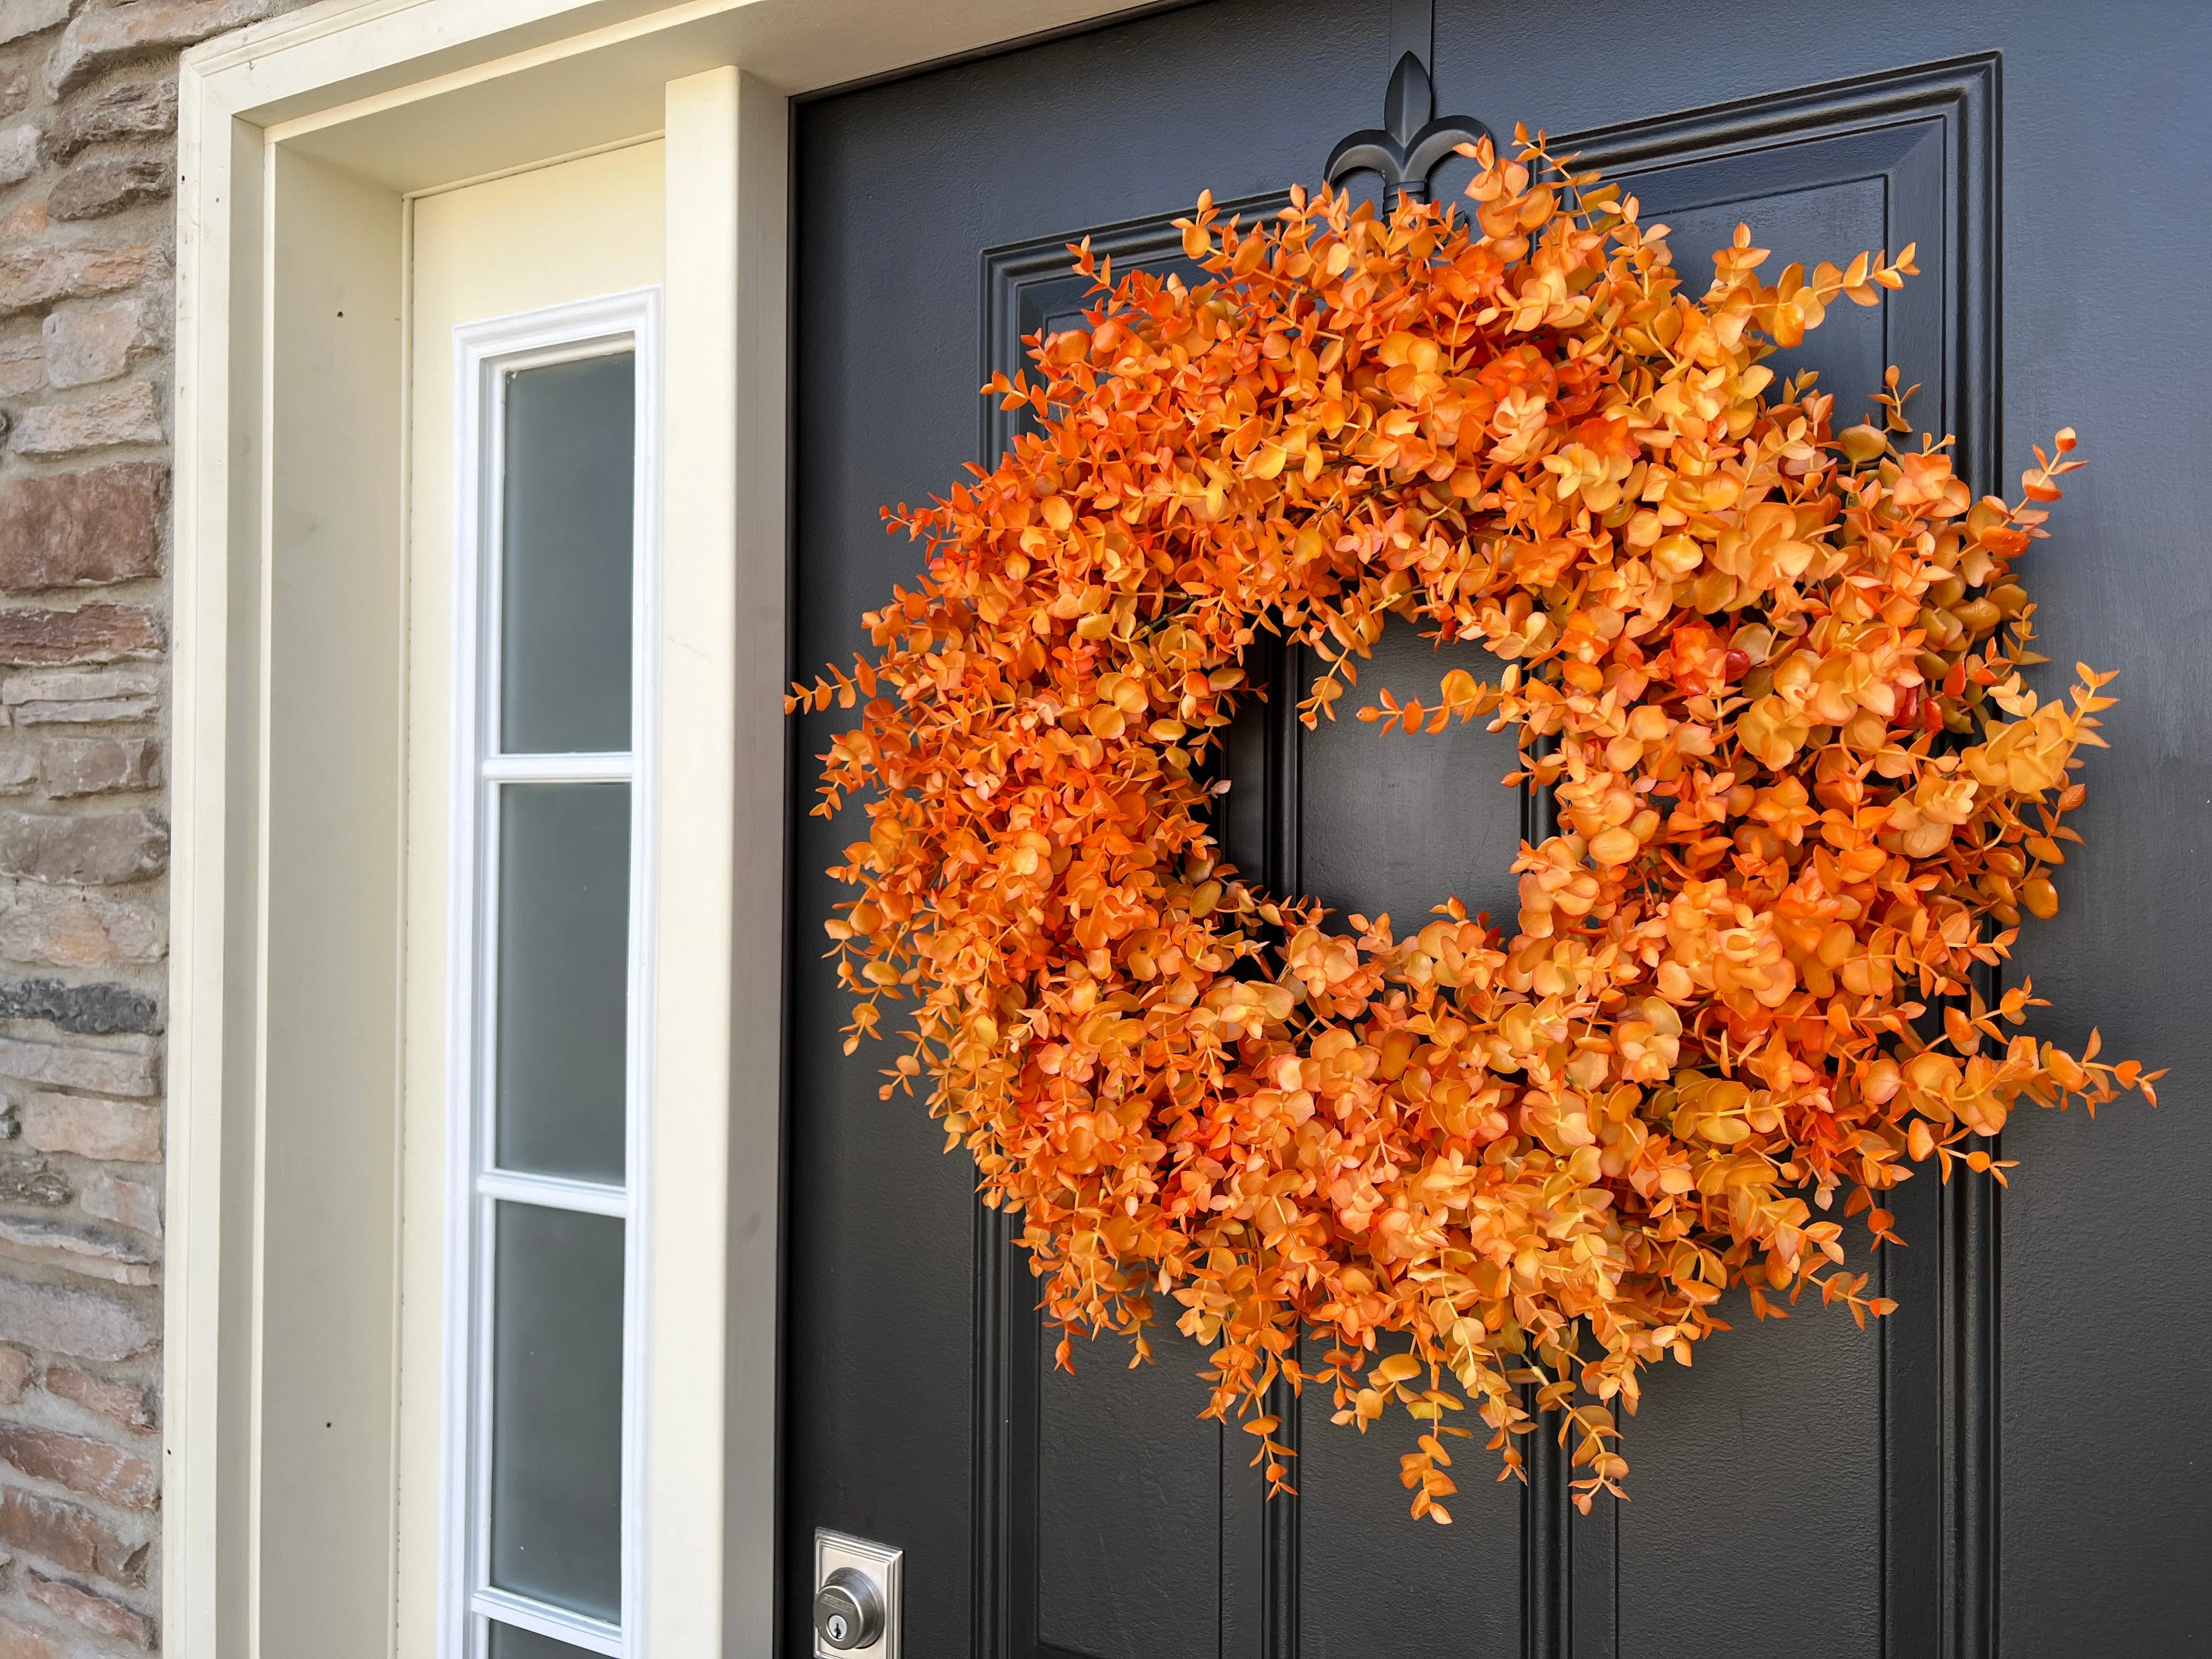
[786, 5, 2210, 1654]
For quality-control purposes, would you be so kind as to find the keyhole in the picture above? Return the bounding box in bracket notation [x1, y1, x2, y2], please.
[827, 1613, 849, 1644]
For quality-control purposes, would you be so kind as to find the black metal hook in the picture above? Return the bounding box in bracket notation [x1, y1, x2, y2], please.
[1324, 50, 1493, 202]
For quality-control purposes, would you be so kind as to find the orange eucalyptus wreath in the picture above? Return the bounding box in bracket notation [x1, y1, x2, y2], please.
[790, 133, 2158, 1520]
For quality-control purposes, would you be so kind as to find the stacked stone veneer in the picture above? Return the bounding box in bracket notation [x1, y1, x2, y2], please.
[0, 1, 307, 1653]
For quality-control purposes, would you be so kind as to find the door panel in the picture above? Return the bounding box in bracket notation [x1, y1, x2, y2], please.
[1299, 622, 1525, 935]
[1036, 1344, 1220, 1658]
[1533, 72, 1985, 1659]
[789, 5, 2210, 1655]
[1296, 1400, 1522, 1659]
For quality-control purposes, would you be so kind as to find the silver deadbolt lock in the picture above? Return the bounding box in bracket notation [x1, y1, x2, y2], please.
[815, 1568, 881, 1650]
[814, 1528, 901, 1659]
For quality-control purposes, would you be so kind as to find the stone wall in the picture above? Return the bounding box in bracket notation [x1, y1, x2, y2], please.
[0, 1, 304, 1652]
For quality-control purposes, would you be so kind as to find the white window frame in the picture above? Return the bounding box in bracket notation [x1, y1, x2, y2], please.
[443, 288, 664, 1659]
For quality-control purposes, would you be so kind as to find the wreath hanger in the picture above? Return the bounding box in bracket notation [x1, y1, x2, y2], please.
[1324, 37, 1493, 201]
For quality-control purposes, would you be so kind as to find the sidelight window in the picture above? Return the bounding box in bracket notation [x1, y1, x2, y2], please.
[444, 292, 660, 1659]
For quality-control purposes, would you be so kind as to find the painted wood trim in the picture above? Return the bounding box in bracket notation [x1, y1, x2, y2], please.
[647, 64, 792, 1656]
[190, 0, 1148, 125]
[168, 59, 251, 1659]
[725, 67, 793, 1651]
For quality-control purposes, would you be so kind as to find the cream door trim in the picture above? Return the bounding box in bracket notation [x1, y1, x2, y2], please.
[171, 2, 1141, 1655]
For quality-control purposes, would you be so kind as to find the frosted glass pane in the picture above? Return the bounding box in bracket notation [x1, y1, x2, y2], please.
[488, 1620, 603, 1659]
[489, 1203, 624, 1622]
[496, 783, 629, 1182]
[500, 352, 634, 754]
